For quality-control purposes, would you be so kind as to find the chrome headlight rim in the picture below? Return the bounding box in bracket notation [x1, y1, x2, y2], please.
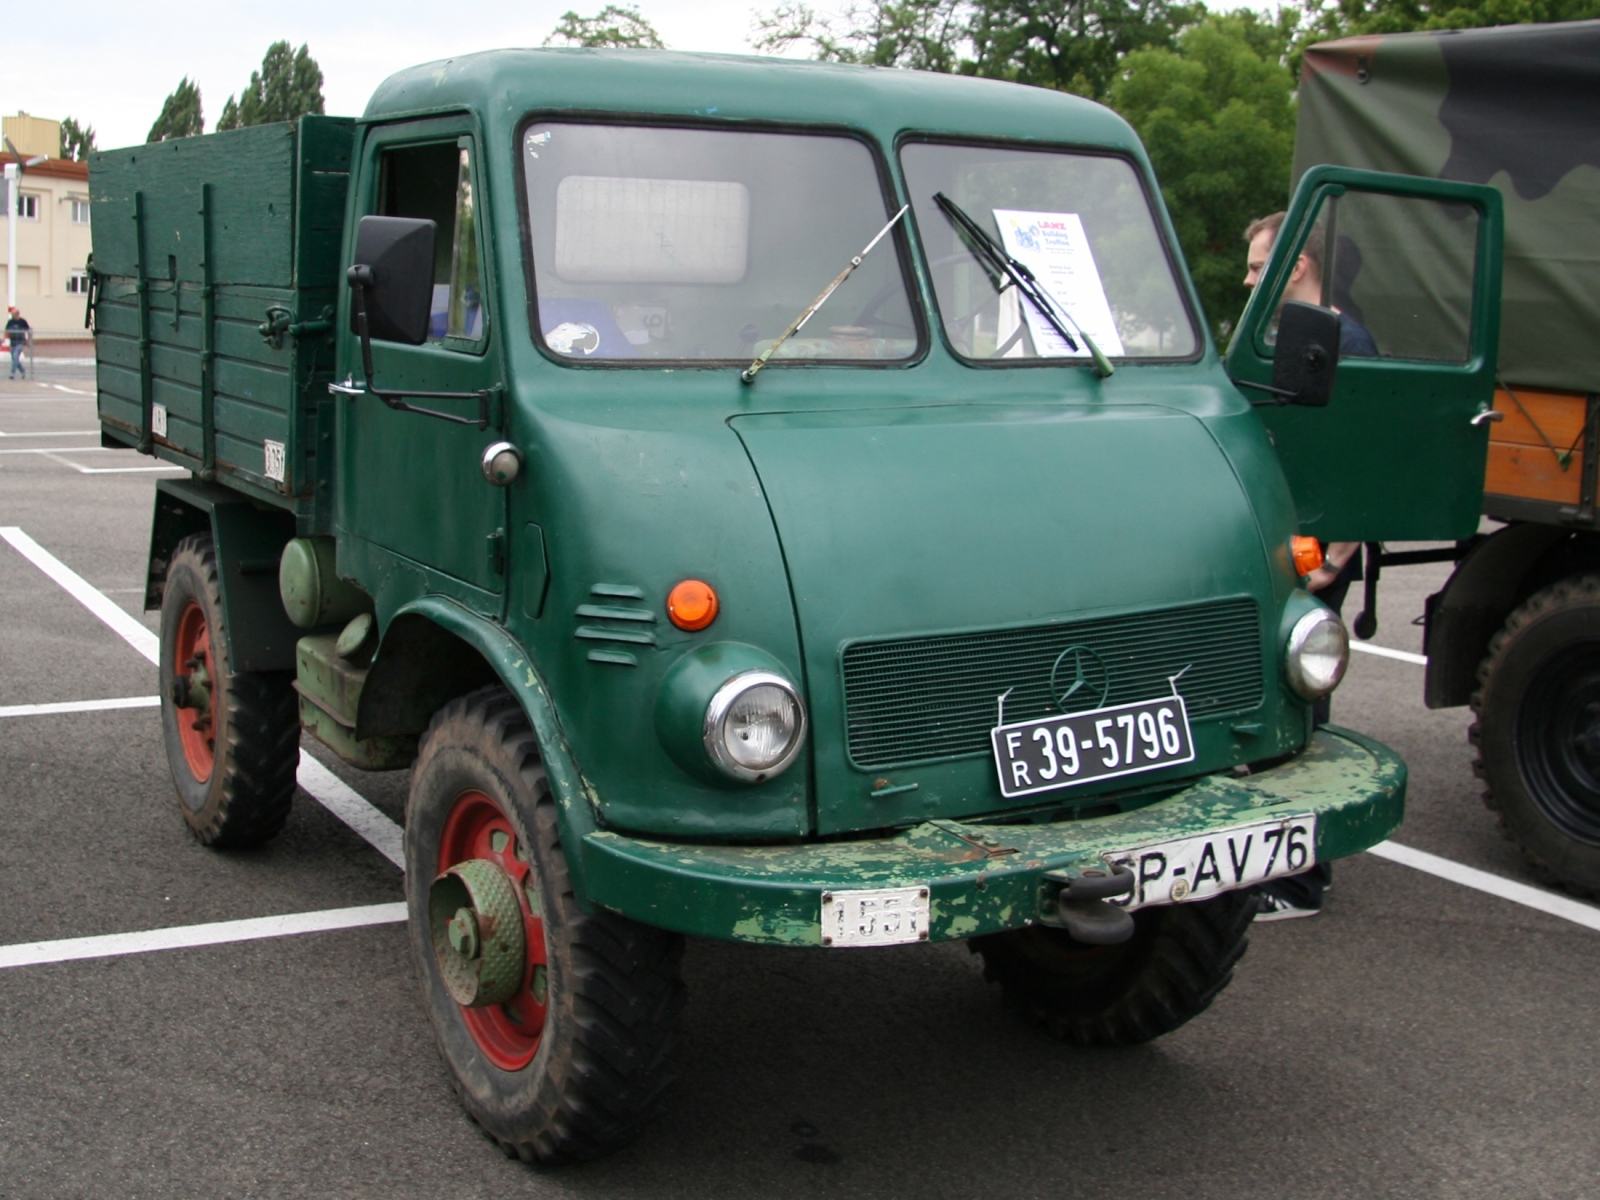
[1285, 605, 1349, 701]
[702, 670, 808, 783]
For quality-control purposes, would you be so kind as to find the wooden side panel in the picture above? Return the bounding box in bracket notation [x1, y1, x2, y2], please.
[90, 118, 353, 533]
[1485, 386, 1589, 504]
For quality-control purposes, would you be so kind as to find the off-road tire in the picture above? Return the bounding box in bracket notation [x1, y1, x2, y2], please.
[159, 533, 298, 848]
[969, 889, 1256, 1046]
[406, 686, 686, 1165]
[1471, 575, 1600, 898]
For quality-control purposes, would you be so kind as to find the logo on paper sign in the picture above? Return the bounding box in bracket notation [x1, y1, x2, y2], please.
[1050, 645, 1111, 714]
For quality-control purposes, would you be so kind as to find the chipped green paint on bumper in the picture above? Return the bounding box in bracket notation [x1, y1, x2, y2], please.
[578, 726, 1405, 945]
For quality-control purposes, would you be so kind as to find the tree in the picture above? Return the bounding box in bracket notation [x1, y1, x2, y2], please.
[147, 78, 204, 142]
[216, 41, 326, 131]
[753, 0, 966, 70]
[545, 5, 667, 48]
[1108, 10, 1300, 340]
[59, 117, 96, 161]
[966, 0, 1200, 99]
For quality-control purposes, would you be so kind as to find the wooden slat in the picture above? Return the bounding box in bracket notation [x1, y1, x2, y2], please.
[1491, 386, 1588, 450]
[1485, 442, 1583, 505]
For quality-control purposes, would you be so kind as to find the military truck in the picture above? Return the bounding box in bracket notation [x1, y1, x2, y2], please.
[88, 51, 1502, 1162]
[1294, 21, 1600, 898]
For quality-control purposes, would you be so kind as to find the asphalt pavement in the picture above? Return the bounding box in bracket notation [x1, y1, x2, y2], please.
[1, 362, 1596, 1199]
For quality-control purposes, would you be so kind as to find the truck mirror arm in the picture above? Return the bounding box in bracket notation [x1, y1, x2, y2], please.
[341, 268, 495, 431]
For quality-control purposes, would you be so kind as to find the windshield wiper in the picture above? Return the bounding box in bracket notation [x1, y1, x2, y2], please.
[741, 204, 910, 385]
[932, 192, 1114, 378]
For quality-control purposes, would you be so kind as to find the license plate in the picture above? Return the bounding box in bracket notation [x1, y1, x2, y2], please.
[1109, 815, 1318, 911]
[821, 886, 930, 947]
[991, 695, 1195, 800]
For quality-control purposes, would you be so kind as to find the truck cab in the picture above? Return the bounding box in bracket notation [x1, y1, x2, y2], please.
[90, 50, 1504, 1163]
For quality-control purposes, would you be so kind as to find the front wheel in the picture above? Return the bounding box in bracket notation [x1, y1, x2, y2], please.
[158, 533, 298, 847]
[969, 889, 1256, 1046]
[406, 686, 685, 1164]
[1472, 575, 1600, 897]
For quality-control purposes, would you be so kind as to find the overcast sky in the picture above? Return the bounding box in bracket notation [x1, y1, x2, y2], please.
[4, 0, 787, 151]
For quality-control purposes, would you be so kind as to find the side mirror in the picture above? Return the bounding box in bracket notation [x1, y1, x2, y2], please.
[347, 216, 436, 345]
[1273, 301, 1342, 407]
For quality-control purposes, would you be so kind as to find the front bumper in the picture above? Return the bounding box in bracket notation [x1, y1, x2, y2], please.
[577, 726, 1405, 945]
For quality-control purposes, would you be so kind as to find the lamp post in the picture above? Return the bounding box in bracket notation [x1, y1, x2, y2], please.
[4, 160, 16, 311]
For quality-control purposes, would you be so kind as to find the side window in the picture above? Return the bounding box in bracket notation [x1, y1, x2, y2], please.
[1260, 190, 1479, 363]
[377, 142, 486, 344]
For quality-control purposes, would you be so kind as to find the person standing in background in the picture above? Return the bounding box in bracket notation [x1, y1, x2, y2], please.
[6, 307, 30, 379]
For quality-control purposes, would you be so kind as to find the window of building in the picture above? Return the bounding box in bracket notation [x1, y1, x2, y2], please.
[16, 193, 39, 220]
[67, 271, 90, 294]
[70, 199, 90, 225]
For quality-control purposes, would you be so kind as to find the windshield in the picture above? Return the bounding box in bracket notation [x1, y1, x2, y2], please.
[900, 142, 1198, 362]
[521, 123, 918, 365]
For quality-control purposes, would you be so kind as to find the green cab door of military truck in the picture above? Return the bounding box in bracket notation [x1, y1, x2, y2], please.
[335, 119, 508, 611]
[1227, 166, 1504, 543]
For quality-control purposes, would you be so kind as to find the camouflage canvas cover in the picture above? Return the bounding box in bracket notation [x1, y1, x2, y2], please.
[1296, 21, 1600, 394]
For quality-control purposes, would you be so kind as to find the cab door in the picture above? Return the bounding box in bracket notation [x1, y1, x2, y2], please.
[1226, 166, 1504, 542]
[337, 120, 507, 612]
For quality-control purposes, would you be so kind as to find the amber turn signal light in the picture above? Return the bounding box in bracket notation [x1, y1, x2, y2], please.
[667, 579, 719, 631]
[1291, 536, 1324, 577]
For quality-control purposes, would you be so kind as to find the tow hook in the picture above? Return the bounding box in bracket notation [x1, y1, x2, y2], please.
[1038, 864, 1136, 945]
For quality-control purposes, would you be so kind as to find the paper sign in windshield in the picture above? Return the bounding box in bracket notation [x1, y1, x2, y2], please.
[992, 210, 1125, 359]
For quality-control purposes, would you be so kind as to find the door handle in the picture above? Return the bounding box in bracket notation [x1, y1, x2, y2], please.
[1470, 408, 1504, 427]
[328, 379, 366, 397]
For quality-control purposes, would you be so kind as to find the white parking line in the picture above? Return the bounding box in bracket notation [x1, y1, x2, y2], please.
[1352, 641, 1429, 666]
[297, 754, 406, 870]
[0, 429, 102, 437]
[1370, 840, 1600, 932]
[0, 526, 161, 664]
[35, 449, 186, 474]
[0, 696, 160, 718]
[0, 903, 407, 970]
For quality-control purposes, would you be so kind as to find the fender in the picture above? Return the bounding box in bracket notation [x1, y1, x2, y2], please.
[146, 478, 301, 672]
[361, 595, 601, 898]
[1424, 523, 1569, 707]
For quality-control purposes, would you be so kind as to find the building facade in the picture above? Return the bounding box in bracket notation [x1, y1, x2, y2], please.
[4, 114, 93, 340]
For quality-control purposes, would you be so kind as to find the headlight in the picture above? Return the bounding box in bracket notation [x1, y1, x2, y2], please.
[1285, 606, 1349, 700]
[703, 671, 807, 782]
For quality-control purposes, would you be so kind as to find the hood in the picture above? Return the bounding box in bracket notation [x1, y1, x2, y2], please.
[732, 402, 1277, 835]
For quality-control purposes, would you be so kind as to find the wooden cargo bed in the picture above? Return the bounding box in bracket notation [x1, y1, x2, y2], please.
[1484, 385, 1600, 528]
[89, 117, 352, 533]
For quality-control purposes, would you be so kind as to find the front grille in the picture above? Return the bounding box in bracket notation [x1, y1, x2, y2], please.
[841, 598, 1263, 769]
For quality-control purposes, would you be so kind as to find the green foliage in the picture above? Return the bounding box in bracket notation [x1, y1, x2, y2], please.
[753, 0, 966, 69]
[59, 117, 96, 161]
[966, 0, 1200, 99]
[216, 41, 326, 131]
[147, 78, 204, 142]
[1110, 11, 1299, 341]
[545, 5, 667, 48]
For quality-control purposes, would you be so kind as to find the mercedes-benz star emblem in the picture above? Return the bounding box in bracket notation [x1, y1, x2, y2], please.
[1050, 644, 1112, 714]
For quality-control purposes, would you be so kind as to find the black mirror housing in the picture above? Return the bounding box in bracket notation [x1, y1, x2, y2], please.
[348, 216, 436, 345]
[1273, 301, 1342, 407]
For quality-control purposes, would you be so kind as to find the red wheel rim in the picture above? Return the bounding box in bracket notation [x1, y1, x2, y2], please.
[173, 600, 217, 782]
[437, 791, 549, 1070]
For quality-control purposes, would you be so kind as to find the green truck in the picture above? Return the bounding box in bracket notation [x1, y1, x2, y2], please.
[1296, 21, 1600, 898]
[88, 51, 1502, 1162]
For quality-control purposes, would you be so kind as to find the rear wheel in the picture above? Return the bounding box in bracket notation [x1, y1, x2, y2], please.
[158, 533, 298, 847]
[970, 890, 1255, 1046]
[1472, 575, 1600, 897]
[406, 686, 685, 1164]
